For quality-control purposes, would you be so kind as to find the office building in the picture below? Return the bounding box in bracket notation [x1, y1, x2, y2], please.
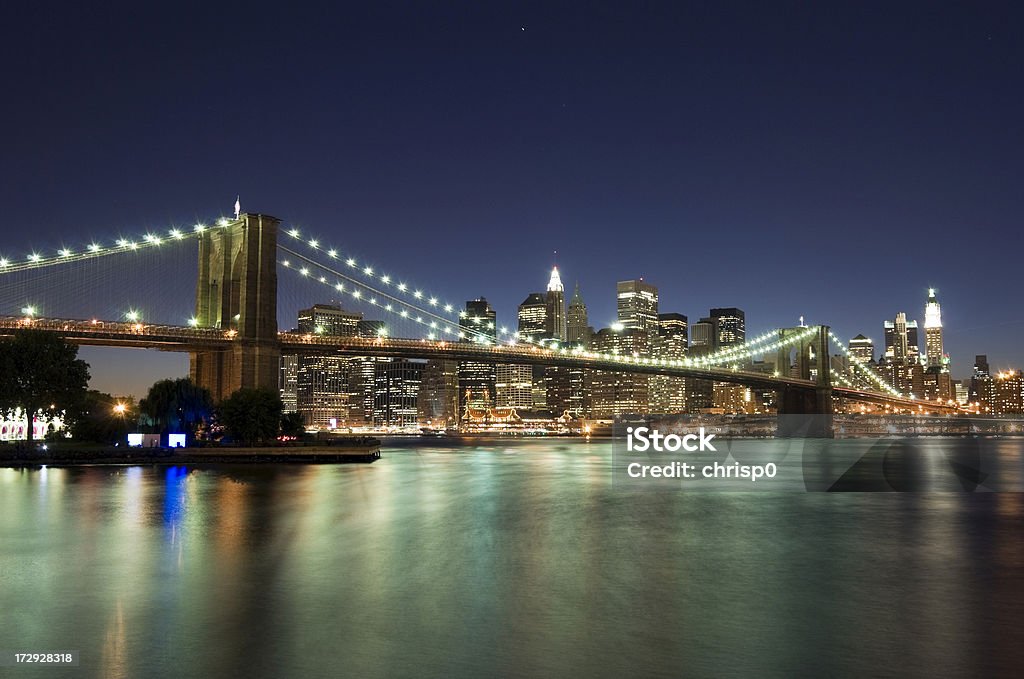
[710, 307, 745, 346]
[546, 266, 567, 341]
[848, 334, 874, 364]
[459, 298, 497, 414]
[566, 282, 590, 345]
[616, 279, 659, 333]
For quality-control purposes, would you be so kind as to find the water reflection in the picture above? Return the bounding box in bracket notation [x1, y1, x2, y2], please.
[0, 439, 1021, 678]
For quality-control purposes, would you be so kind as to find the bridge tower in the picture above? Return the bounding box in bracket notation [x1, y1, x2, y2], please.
[190, 213, 280, 401]
[776, 325, 834, 435]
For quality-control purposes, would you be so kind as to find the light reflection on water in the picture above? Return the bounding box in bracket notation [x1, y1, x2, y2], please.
[0, 438, 1022, 678]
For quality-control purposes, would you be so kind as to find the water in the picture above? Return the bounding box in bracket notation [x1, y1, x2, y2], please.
[1, 439, 1023, 678]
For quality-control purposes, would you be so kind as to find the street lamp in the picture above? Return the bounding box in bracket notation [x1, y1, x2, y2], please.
[113, 403, 127, 416]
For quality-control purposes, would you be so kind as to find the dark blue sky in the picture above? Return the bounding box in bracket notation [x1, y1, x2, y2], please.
[2, 2, 1021, 395]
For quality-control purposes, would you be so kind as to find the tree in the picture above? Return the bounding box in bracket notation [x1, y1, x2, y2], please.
[219, 388, 284, 446]
[138, 378, 212, 442]
[280, 411, 307, 439]
[70, 391, 134, 445]
[0, 329, 90, 443]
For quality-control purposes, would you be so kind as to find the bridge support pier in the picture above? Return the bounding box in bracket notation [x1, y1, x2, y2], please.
[776, 325, 834, 437]
[190, 213, 280, 402]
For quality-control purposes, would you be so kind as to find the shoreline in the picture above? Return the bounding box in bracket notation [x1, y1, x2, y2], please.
[0, 444, 381, 467]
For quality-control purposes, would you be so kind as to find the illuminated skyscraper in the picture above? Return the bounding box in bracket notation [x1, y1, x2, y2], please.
[848, 334, 874, 364]
[589, 326, 649, 416]
[458, 298, 497, 414]
[546, 267, 567, 341]
[616, 279, 659, 333]
[710, 308, 745, 346]
[517, 293, 548, 343]
[373, 358, 425, 427]
[690, 317, 716, 350]
[924, 288, 945, 369]
[650, 313, 688, 413]
[295, 304, 363, 427]
[993, 371, 1024, 415]
[884, 313, 920, 363]
[495, 363, 534, 410]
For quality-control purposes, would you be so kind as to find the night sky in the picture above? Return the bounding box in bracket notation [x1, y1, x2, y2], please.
[2, 2, 1021, 396]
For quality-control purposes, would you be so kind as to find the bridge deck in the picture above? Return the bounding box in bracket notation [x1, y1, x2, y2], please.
[0, 316, 955, 412]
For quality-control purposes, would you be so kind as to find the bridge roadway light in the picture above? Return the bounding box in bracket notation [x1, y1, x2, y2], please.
[21, 305, 36, 317]
[126, 310, 139, 322]
[188, 317, 199, 327]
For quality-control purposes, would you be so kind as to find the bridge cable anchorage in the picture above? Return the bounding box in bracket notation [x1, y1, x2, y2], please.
[280, 227, 463, 318]
[0, 217, 238, 276]
[278, 253, 493, 343]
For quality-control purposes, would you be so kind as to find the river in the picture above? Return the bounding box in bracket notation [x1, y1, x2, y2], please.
[1, 437, 1022, 677]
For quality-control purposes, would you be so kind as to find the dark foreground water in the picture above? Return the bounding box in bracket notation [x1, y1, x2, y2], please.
[2, 438, 1023, 678]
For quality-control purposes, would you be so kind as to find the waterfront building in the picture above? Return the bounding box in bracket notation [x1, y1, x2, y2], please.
[589, 326, 650, 416]
[280, 354, 298, 413]
[993, 370, 1024, 415]
[417, 359, 458, 428]
[496, 363, 534, 410]
[295, 304, 363, 427]
[650, 313, 688, 413]
[373, 358, 426, 427]
[459, 298, 497, 415]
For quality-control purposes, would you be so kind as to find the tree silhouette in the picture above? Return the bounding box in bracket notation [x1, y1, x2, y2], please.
[219, 388, 283, 446]
[0, 329, 90, 443]
[138, 378, 212, 442]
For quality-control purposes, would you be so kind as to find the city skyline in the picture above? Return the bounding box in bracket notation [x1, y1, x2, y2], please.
[3, 3, 1021, 394]
[70, 253, 1007, 398]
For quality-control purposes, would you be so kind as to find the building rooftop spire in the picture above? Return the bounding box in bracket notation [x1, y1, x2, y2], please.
[569, 281, 584, 306]
[547, 266, 564, 292]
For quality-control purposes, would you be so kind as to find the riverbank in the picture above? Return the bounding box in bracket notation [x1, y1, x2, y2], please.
[0, 442, 381, 466]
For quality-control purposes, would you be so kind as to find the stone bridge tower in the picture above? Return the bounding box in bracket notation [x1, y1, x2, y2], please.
[190, 213, 280, 401]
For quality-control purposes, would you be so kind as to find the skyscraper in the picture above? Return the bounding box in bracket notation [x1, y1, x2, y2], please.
[546, 266, 567, 341]
[458, 298, 497, 414]
[616, 279, 658, 333]
[516, 291, 549, 408]
[566, 282, 590, 345]
[417, 359, 458, 427]
[690, 317, 717, 350]
[848, 334, 874, 364]
[295, 304, 363, 427]
[589, 326, 650, 416]
[373, 358, 425, 427]
[709, 308, 745, 346]
[884, 313, 920, 362]
[924, 288, 945, 369]
[650, 313, 688, 413]
[495, 364, 534, 410]
[517, 292, 548, 343]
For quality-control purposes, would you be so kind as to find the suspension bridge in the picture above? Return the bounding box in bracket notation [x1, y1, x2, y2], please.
[0, 212, 956, 417]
